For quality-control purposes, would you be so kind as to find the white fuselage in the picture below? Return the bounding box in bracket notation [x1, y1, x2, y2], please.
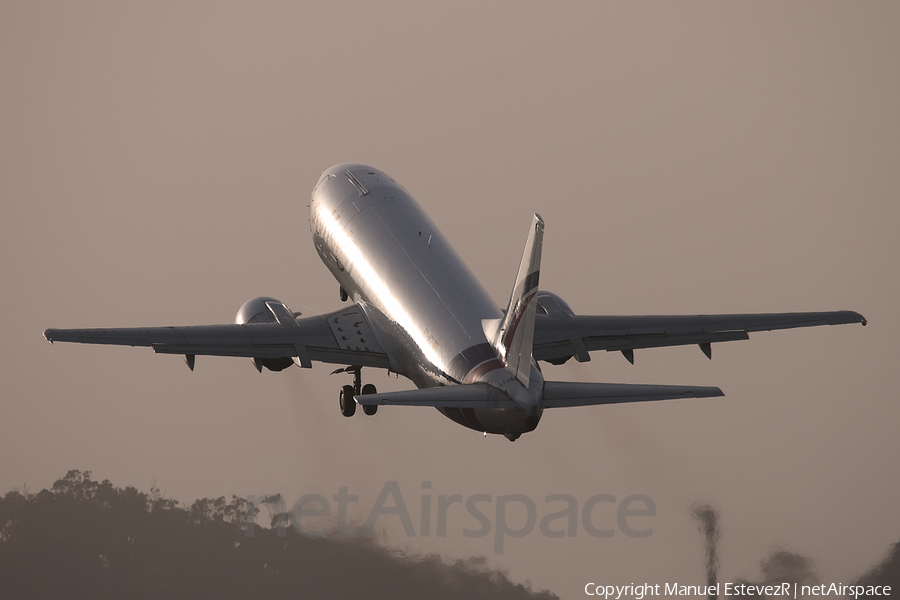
[309, 164, 543, 436]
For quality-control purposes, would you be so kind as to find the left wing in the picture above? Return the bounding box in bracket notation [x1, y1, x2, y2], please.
[44, 303, 391, 370]
[533, 310, 867, 364]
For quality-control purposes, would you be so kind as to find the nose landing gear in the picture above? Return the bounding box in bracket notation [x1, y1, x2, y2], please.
[332, 366, 378, 417]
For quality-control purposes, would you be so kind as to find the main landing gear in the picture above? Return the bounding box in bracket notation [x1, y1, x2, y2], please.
[333, 366, 378, 417]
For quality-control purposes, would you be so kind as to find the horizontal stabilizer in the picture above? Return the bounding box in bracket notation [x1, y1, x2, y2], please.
[541, 381, 723, 408]
[356, 383, 516, 409]
[357, 380, 722, 409]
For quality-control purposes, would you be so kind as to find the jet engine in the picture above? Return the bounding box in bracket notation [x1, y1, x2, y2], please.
[535, 291, 576, 365]
[235, 296, 295, 372]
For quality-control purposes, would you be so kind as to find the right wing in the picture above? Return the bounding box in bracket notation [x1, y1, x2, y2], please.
[533, 310, 866, 364]
[44, 303, 391, 370]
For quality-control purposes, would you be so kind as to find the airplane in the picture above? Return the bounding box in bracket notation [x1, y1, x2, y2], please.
[44, 163, 867, 441]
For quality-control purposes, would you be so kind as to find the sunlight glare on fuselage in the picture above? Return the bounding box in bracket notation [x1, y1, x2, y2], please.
[315, 203, 447, 373]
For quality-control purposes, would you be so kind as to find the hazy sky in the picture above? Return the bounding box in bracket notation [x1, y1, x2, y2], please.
[2, 2, 898, 597]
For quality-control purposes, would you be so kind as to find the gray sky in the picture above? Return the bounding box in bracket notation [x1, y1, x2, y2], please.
[2, 1, 898, 597]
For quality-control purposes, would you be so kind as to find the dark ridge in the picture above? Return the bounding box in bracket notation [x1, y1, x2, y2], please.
[854, 540, 900, 589]
[0, 470, 557, 600]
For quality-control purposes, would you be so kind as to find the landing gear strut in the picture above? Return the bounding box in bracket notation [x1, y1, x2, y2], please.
[332, 366, 377, 417]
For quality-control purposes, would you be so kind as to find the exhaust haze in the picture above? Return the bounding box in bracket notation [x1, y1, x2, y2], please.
[692, 504, 720, 600]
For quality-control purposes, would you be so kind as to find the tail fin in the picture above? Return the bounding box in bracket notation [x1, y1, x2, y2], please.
[491, 214, 544, 386]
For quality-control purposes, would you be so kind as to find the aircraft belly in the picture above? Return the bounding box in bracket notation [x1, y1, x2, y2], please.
[438, 406, 543, 436]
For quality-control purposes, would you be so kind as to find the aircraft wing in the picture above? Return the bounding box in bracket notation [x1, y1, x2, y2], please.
[43, 304, 391, 370]
[532, 310, 867, 364]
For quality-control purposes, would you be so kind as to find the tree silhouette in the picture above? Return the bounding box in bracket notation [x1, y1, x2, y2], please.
[0, 470, 557, 600]
[855, 540, 900, 590]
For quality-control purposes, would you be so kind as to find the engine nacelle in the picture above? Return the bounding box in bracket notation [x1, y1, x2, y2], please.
[535, 291, 576, 365]
[235, 296, 295, 372]
[235, 296, 290, 324]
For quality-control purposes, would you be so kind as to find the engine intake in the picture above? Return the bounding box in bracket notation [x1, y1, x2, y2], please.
[535, 291, 574, 317]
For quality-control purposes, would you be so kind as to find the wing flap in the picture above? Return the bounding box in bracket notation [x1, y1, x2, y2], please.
[541, 381, 724, 408]
[306, 347, 391, 369]
[535, 330, 751, 362]
[151, 343, 298, 359]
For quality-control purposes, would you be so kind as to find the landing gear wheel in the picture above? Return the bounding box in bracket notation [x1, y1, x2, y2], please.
[361, 383, 378, 415]
[339, 384, 356, 417]
[339, 286, 348, 302]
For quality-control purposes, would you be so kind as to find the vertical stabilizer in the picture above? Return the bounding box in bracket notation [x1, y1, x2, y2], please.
[494, 214, 544, 386]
